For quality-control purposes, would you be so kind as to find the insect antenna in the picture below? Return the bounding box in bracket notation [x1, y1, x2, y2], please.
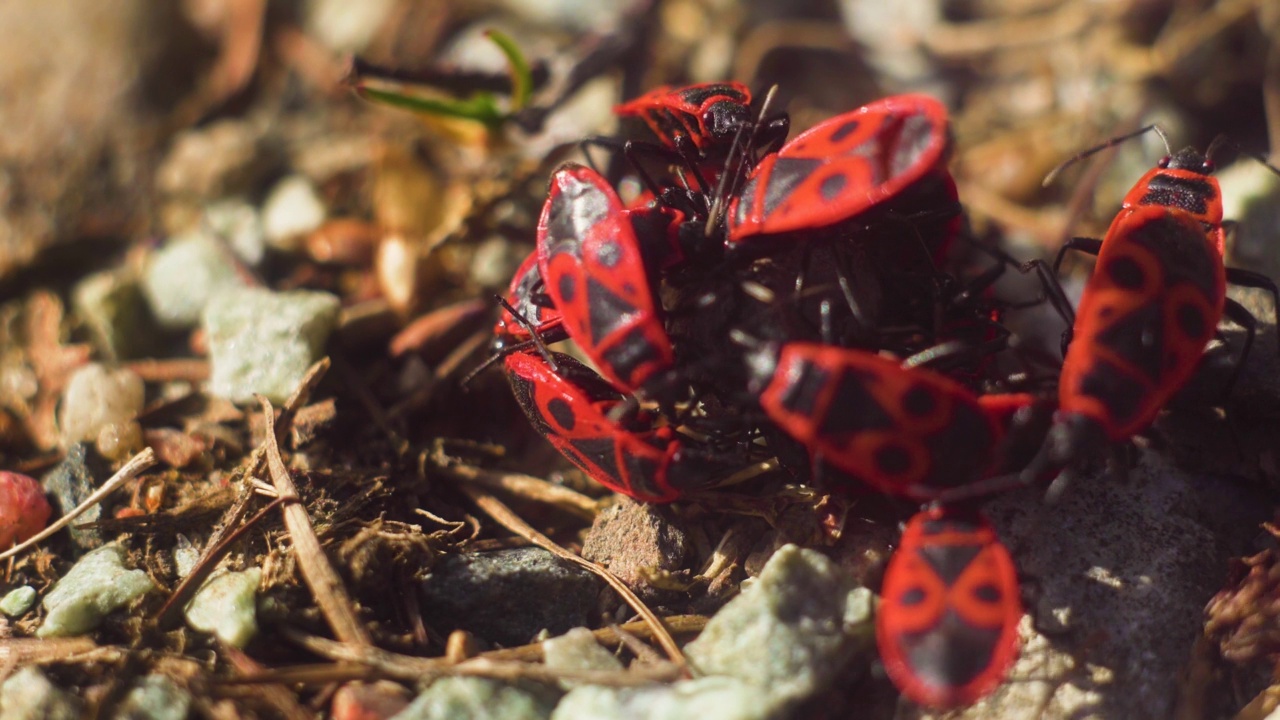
[1042, 124, 1168, 187]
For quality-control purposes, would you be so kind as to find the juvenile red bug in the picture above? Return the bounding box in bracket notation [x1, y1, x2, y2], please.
[504, 351, 721, 503]
[877, 505, 1022, 709]
[614, 82, 756, 157]
[726, 94, 956, 250]
[1044, 132, 1280, 453]
[746, 341, 1050, 500]
[537, 163, 679, 395]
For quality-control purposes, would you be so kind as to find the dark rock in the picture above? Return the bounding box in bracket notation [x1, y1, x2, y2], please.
[419, 547, 604, 647]
[963, 450, 1271, 718]
[581, 498, 691, 603]
[39, 443, 108, 549]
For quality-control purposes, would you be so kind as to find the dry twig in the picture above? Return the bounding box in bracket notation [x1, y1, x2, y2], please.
[0, 448, 157, 561]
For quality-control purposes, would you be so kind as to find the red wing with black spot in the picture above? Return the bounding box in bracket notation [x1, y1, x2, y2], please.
[1059, 205, 1226, 440]
[877, 507, 1022, 708]
[614, 81, 753, 153]
[536, 163, 676, 394]
[504, 352, 703, 503]
[756, 343, 1005, 500]
[727, 94, 952, 241]
[493, 250, 564, 346]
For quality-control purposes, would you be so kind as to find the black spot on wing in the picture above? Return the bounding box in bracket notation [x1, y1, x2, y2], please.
[595, 239, 622, 268]
[1106, 256, 1145, 290]
[829, 119, 862, 143]
[546, 398, 575, 431]
[820, 172, 848, 202]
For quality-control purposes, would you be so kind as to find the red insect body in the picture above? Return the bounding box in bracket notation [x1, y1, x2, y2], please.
[1058, 205, 1225, 441]
[493, 250, 563, 347]
[877, 506, 1022, 708]
[755, 343, 1024, 500]
[727, 94, 953, 242]
[1058, 146, 1227, 442]
[614, 81, 753, 154]
[503, 352, 708, 503]
[537, 163, 676, 394]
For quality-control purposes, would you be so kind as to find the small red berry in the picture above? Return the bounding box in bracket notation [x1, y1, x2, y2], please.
[0, 471, 52, 548]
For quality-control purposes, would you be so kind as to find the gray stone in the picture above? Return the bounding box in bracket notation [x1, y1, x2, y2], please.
[262, 175, 326, 252]
[184, 567, 262, 647]
[683, 545, 874, 716]
[542, 627, 623, 690]
[155, 119, 281, 200]
[582, 498, 692, 603]
[40, 443, 108, 548]
[204, 198, 265, 266]
[203, 288, 340, 404]
[73, 269, 155, 360]
[0, 667, 82, 720]
[393, 677, 556, 720]
[37, 544, 156, 637]
[304, 0, 398, 53]
[551, 676, 772, 720]
[418, 548, 604, 647]
[116, 675, 192, 720]
[143, 231, 247, 329]
[58, 363, 145, 447]
[0, 586, 36, 617]
[960, 449, 1270, 719]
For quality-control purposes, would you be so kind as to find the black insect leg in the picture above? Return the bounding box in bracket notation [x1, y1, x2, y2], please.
[1224, 267, 1280, 357]
[1218, 297, 1258, 402]
[1052, 237, 1103, 275]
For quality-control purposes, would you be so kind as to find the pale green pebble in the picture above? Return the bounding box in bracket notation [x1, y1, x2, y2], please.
[72, 269, 154, 360]
[542, 627, 623, 690]
[393, 677, 556, 720]
[142, 231, 247, 329]
[173, 534, 200, 578]
[682, 545, 874, 715]
[184, 567, 262, 648]
[37, 544, 156, 638]
[262, 175, 326, 251]
[0, 667, 82, 720]
[116, 675, 192, 720]
[203, 288, 340, 404]
[204, 197, 265, 266]
[551, 676, 771, 720]
[0, 586, 36, 617]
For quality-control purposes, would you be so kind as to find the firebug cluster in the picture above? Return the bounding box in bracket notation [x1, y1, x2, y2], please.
[482, 83, 1280, 709]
